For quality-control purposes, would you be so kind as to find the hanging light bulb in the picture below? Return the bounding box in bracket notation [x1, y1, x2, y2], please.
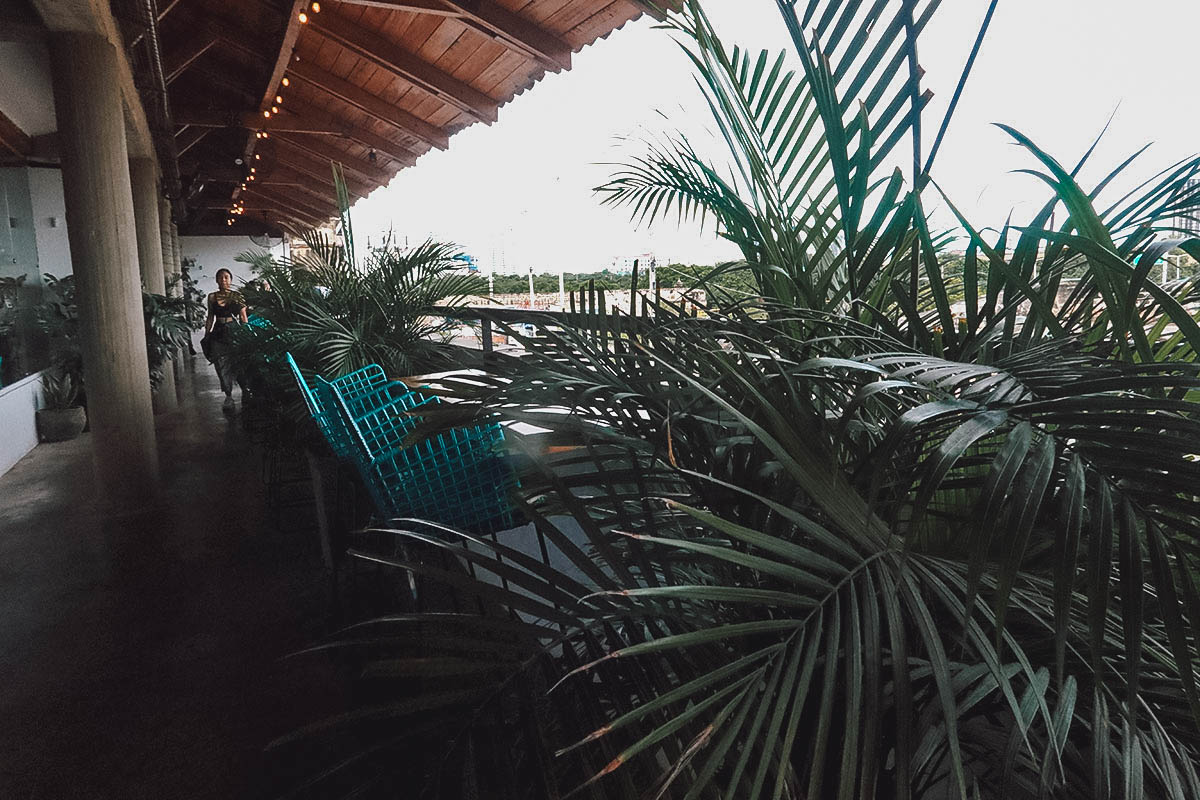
[281, 77, 290, 87]
[311, 2, 321, 12]
[255, 154, 261, 160]
[262, 131, 269, 139]
[298, 11, 308, 23]
[275, 95, 283, 104]
[263, 110, 271, 118]
[250, 167, 256, 173]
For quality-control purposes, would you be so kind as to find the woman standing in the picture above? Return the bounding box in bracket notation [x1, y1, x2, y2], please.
[204, 268, 247, 411]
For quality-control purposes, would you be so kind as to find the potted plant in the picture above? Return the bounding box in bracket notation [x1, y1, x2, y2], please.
[36, 369, 86, 442]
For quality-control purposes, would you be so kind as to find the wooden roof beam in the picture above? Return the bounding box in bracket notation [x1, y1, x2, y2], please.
[271, 99, 421, 164]
[309, 7, 498, 123]
[271, 131, 396, 185]
[440, 1, 572, 72]
[202, 197, 327, 224]
[238, 0, 308, 200]
[175, 126, 210, 156]
[332, 0, 572, 71]
[288, 60, 449, 150]
[269, 144, 376, 197]
[173, 105, 419, 167]
[164, 32, 218, 83]
[245, 185, 337, 219]
[328, 0, 458, 14]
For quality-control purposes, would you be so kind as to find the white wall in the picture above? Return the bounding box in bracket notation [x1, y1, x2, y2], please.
[28, 167, 71, 279]
[178, 235, 288, 294]
[0, 41, 56, 138]
[0, 371, 44, 477]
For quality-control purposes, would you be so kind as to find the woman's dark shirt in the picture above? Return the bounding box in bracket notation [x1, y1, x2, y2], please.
[208, 290, 246, 320]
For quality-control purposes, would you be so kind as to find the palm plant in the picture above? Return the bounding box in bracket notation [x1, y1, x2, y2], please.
[274, 3, 1200, 798]
[227, 166, 484, 401]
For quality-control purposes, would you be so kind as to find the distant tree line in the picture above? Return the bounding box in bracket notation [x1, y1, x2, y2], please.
[487, 263, 758, 296]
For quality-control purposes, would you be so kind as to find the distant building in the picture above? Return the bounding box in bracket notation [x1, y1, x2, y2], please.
[1174, 178, 1200, 236]
[611, 253, 659, 274]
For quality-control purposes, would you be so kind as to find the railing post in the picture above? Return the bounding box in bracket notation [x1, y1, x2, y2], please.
[481, 317, 493, 355]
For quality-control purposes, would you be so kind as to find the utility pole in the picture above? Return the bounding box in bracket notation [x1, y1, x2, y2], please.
[559, 269, 566, 309]
[528, 264, 535, 308]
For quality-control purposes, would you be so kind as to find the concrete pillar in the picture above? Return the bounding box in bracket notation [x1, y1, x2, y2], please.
[49, 32, 159, 508]
[130, 157, 177, 413]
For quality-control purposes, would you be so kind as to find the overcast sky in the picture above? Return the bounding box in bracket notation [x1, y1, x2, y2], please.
[350, 0, 1200, 274]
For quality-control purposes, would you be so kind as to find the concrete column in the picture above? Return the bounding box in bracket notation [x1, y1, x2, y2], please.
[49, 32, 159, 508]
[130, 158, 177, 413]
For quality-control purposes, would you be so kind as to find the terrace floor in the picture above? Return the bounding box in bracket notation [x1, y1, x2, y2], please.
[0, 356, 346, 799]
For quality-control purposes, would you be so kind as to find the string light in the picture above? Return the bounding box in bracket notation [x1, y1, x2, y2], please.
[255, 154, 261, 160]
[263, 110, 271, 118]
[281, 77, 290, 87]
[250, 167, 256, 173]
[271, 105, 278, 114]
[298, 11, 308, 23]
[311, 2, 320, 12]
[262, 132, 269, 139]
[275, 95, 283, 104]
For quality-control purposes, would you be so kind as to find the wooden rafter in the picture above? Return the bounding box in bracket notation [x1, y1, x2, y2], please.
[269, 143, 376, 196]
[441, 0, 572, 72]
[288, 60, 449, 150]
[270, 132, 395, 184]
[164, 34, 218, 83]
[271, 99, 421, 164]
[245, 185, 337, 219]
[332, 0, 572, 71]
[237, 0, 308, 200]
[175, 126, 210, 156]
[174, 105, 419, 166]
[0, 109, 32, 159]
[328, 0, 458, 14]
[309, 7, 498, 123]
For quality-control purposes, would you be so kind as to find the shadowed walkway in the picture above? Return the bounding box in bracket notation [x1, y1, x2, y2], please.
[0, 357, 344, 799]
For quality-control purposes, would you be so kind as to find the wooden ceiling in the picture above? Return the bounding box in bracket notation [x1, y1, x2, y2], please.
[146, 0, 657, 234]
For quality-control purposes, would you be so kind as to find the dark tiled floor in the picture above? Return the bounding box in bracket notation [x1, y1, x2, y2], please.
[0, 359, 345, 799]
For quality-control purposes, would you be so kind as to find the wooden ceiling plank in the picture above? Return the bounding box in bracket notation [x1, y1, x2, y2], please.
[246, 185, 337, 219]
[330, 0, 460, 15]
[261, 1, 310, 112]
[441, 0, 572, 72]
[242, 188, 336, 220]
[271, 132, 393, 184]
[236, 0, 309, 201]
[270, 146, 375, 197]
[173, 103, 420, 168]
[0, 109, 33, 158]
[272, 99, 421, 164]
[310, 7, 498, 123]
[289, 59, 449, 149]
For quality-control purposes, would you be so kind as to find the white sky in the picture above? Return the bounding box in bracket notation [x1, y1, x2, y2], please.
[350, 0, 1200, 274]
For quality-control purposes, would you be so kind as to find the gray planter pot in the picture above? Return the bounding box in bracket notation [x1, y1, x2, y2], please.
[36, 406, 87, 442]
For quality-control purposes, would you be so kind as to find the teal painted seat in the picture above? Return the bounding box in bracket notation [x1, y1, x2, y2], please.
[288, 353, 519, 534]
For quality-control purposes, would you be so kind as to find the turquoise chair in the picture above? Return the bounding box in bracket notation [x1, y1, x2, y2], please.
[288, 353, 519, 533]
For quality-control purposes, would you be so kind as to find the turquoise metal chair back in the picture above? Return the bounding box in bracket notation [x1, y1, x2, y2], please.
[287, 352, 519, 533]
